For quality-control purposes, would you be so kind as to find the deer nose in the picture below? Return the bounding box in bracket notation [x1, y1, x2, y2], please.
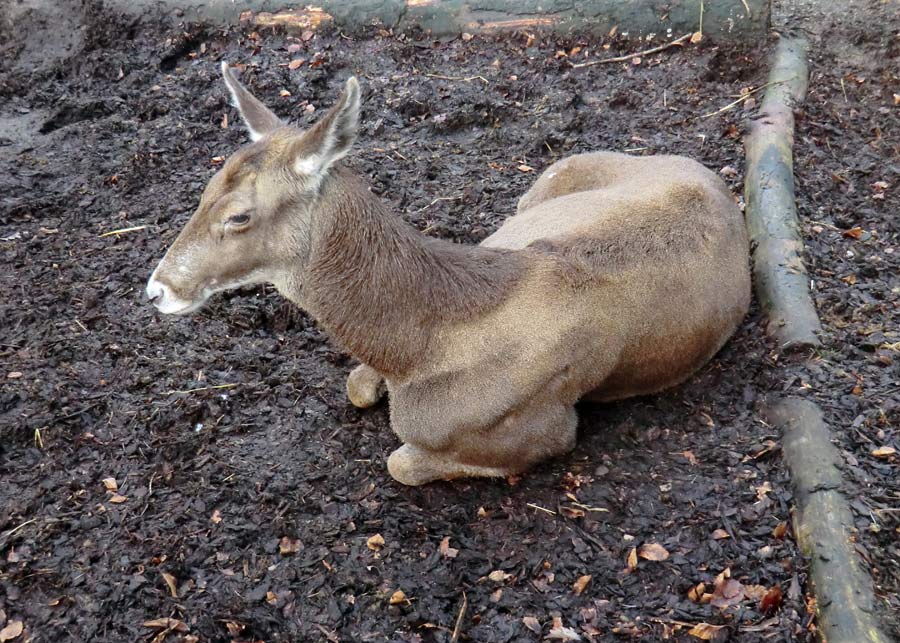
[146, 277, 167, 306]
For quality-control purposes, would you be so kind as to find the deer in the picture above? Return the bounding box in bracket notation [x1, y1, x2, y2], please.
[146, 63, 751, 486]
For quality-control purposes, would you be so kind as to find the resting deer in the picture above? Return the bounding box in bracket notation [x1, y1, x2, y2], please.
[146, 64, 751, 485]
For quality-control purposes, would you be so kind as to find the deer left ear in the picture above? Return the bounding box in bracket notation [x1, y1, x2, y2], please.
[291, 77, 361, 176]
[222, 62, 283, 141]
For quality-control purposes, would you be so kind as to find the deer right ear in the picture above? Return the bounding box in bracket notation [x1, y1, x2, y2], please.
[221, 62, 283, 142]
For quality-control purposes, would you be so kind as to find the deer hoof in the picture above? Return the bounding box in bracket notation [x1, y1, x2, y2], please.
[347, 364, 385, 409]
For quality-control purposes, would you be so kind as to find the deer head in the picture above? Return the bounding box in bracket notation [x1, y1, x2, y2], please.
[146, 63, 360, 314]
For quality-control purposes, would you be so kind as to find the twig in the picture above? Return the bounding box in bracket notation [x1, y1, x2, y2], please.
[700, 79, 790, 118]
[415, 195, 462, 215]
[570, 33, 692, 68]
[526, 502, 556, 515]
[0, 519, 37, 543]
[450, 592, 468, 643]
[699, 0, 704, 37]
[99, 225, 148, 237]
[164, 383, 239, 395]
[740, 0, 752, 18]
[426, 73, 489, 84]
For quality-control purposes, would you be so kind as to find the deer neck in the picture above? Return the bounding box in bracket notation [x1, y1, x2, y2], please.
[291, 168, 526, 377]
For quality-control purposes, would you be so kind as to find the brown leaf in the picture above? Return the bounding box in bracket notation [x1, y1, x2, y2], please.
[711, 529, 730, 540]
[626, 547, 638, 570]
[560, 506, 585, 519]
[759, 585, 783, 613]
[389, 589, 406, 605]
[547, 616, 581, 641]
[161, 572, 178, 598]
[439, 536, 459, 559]
[288, 58, 306, 70]
[266, 591, 278, 605]
[772, 522, 788, 539]
[301, 29, 315, 41]
[522, 616, 541, 634]
[710, 578, 745, 609]
[687, 582, 706, 602]
[688, 622, 725, 640]
[279, 536, 301, 555]
[842, 226, 864, 239]
[872, 446, 896, 458]
[682, 450, 700, 465]
[517, 164, 534, 173]
[211, 509, 223, 524]
[487, 569, 513, 583]
[0, 621, 23, 642]
[279, 89, 292, 97]
[690, 31, 703, 44]
[638, 543, 669, 561]
[755, 481, 772, 501]
[366, 534, 385, 551]
[572, 574, 592, 595]
[101, 477, 118, 492]
[143, 618, 188, 633]
[108, 493, 127, 504]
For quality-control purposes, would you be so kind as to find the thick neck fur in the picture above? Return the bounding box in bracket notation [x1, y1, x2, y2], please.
[296, 168, 526, 376]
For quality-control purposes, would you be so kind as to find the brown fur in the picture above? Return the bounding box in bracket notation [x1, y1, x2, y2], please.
[148, 69, 751, 486]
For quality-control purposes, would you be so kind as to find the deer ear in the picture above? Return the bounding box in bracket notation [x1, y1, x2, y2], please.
[291, 77, 360, 176]
[221, 62, 283, 141]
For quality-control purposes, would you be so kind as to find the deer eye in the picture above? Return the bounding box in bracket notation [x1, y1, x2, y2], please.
[227, 212, 252, 226]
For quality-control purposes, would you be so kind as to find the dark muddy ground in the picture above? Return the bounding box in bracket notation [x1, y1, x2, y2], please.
[0, 0, 895, 641]
[782, 0, 900, 632]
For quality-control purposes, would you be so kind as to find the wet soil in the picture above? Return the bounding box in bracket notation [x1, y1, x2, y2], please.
[0, 1, 894, 641]
[782, 0, 900, 632]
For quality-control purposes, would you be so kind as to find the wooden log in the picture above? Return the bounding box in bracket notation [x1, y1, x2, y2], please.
[769, 398, 890, 643]
[744, 36, 822, 351]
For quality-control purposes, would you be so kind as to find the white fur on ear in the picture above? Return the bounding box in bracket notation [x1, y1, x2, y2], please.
[294, 155, 322, 175]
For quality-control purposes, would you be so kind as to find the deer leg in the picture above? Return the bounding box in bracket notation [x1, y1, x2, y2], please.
[346, 364, 385, 409]
[387, 403, 578, 486]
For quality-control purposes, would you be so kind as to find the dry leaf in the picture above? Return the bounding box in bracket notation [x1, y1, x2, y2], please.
[638, 543, 669, 561]
[688, 622, 725, 640]
[547, 616, 582, 641]
[211, 509, 222, 524]
[439, 536, 459, 559]
[759, 585, 783, 613]
[772, 522, 788, 539]
[6, 372, 22, 379]
[366, 534, 385, 551]
[279, 89, 292, 97]
[572, 574, 592, 595]
[102, 478, 118, 492]
[288, 58, 305, 70]
[871, 446, 896, 458]
[522, 616, 541, 634]
[690, 31, 703, 44]
[711, 529, 730, 540]
[517, 164, 534, 173]
[626, 547, 638, 570]
[143, 618, 188, 633]
[842, 226, 864, 239]
[0, 621, 23, 642]
[710, 578, 745, 608]
[682, 450, 700, 465]
[279, 536, 301, 555]
[108, 493, 127, 504]
[266, 591, 278, 605]
[488, 570, 513, 583]
[389, 589, 406, 605]
[560, 506, 585, 519]
[688, 582, 706, 602]
[755, 481, 772, 501]
[161, 572, 178, 598]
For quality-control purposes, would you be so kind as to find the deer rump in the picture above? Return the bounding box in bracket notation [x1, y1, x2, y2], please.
[147, 66, 751, 486]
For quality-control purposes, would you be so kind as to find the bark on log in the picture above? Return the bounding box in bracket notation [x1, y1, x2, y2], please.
[768, 398, 890, 643]
[744, 36, 822, 351]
